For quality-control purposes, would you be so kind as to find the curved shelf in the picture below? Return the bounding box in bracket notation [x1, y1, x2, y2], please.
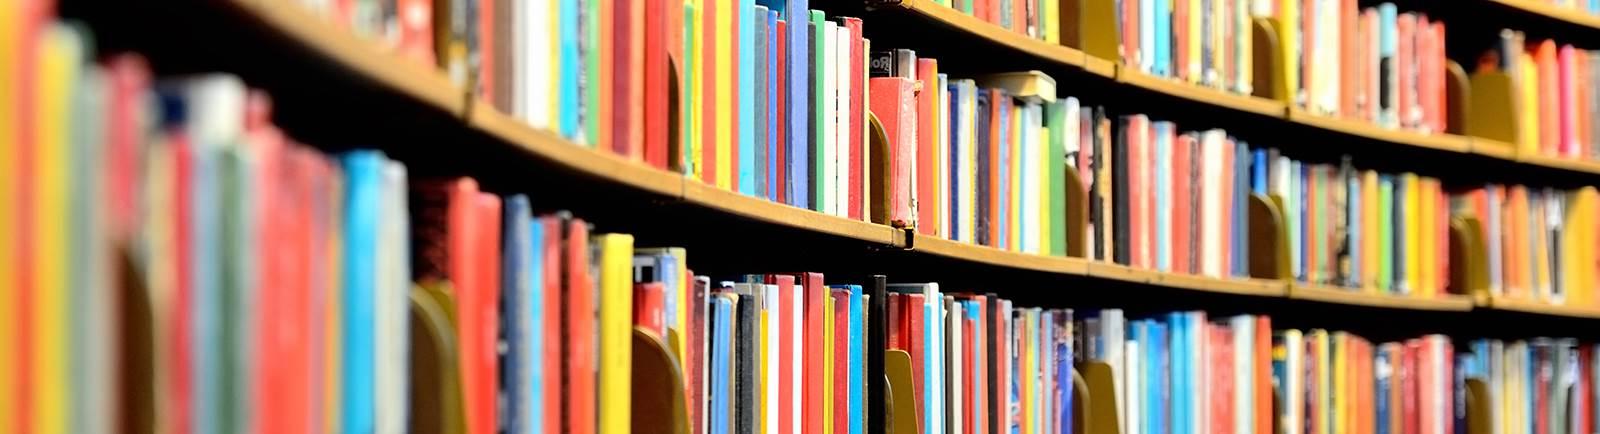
[195, 0, 1600, 320]
[1117, 69, 1286, 118]
[1287, 283, 1475, 312]
[1285, 108, 1473, 154]
[891, 0, 1089, 69]
[1479, 295, 1600, 319]
[1486, 0, 1600, 31]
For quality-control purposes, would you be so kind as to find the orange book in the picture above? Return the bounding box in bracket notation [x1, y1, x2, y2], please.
[596, 0, 616, 153]
[700, 1, 718, 185]
[1536, 40, 1559, 155]
[1396, 13, 1414, 128]
[1340, 0, 1358, 118]
[1173, 134, 1193, 274]
[1431, 22, 1447, 133]
[917, 59, 941, 236]
[1255, 316, 1273, 434]
[1011, 0, 1026, 34]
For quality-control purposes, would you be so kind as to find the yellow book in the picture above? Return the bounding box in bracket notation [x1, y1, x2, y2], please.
[595, 233, 635, 434]
[33, 24, 83, 434]
[714, 0, 733, 189]
[1045, 0, 1060, 44]
[1277, 0, 1298, 95]
[1519, 53, 1540, 153]
[1402, 174, 1420, 295]
[687, 1, 702, 180]
[1188, 0, 1204, 83]
[1362, 171, 1379, 291]
[1427, 179, 1440, 299]
[759, 301, 769, 434]
[1020, 315, 1033, 434]
[822, 291, 835, 434]
[0, 2, 17, 430]
[1039, 125, 1052, 255]
[1312, 330, 1330, 434]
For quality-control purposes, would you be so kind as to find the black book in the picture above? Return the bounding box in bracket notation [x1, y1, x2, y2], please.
[974, 89, 992, 246]
[1112, 115, 1131, 266]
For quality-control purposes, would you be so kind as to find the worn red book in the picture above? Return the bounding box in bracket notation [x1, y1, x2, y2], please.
[633, 282, 667, 336]
[888, 293, 904, 349]
[796, 272, 827, 434]
[412, 178, 501, 434]
[615, 0, 645, 160]
[643, 0, 672, 168]
[870, 76, 917, 228]
[905, 293, 927, 421]
[845, 17, 866, 221]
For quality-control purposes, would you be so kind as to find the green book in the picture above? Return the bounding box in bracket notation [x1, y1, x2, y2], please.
[810, 10, 827, 212]
[1045, 100, 1068, 257]
[1377, 176, 1394, 292]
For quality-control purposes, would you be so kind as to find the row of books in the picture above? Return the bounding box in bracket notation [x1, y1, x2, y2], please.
[1515, 0, 1600, 16]
[1116, 0, 1255, 95]
[1273, 331, 1458, 434]
[1088, 311, 1274, 434]
[1461, 338, 1600, 434]
[1453, 184, 1600, 307]
[1481, 31, 1600, 162]
[939, 0, 1067, 43]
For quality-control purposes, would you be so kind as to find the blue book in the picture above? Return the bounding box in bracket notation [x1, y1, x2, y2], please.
[1377, 175, 1394, 291]
[559, 0, 582, 140]
[754, 5, 769, 200]
[1251, 149, 1267, 194]
[710, 295, 736, 434]
[192, 145, 219, 434]
[1235, 140, 1250, 277]
[845, 285, 866, 434]
[1376, 348, 1391, 434]
[1151, 321, 1168, 434]
[1454, 353, 1470, 434]
[1289, 160, 1302, 280]
[949, 83, 965, 242]
[786, 1, 811, 208]
[341, 151, 384, 434]
[767, 10, 781, 202]
[1154, 123, 1172, 271]
[1348, 173, 1361, 287]
[1378, 3, 1399, 127]
[501, 195, 533, 434]
[738, 0, 757, 196]
[1394, 175, 1407, 293]
[1057, 311, 1075, 434]
[523, 210, 545, 434]
[1169, 313, 1188, 434]
[1153, 0, 1170, 76]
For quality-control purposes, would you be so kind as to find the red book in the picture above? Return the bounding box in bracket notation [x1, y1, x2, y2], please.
[905, 293, 927, 422]
[766, 274, 798, 434]
[845, 17, 866, 221]
[1128, 117, 1146, 267]
[1121, 0, 1138, 66]
[471, 192, 502, 434]
[888, 294, 904, 349]
[994, 301, 1012, 434]
[171, 131, 195, 434]
[633, 282, 667, 336]
[1173, 134, 1192, 274]
[642, 0, 671, 168]
[916, 58, 941, 236]
[796, 272, 827, 434]
[564, 218, 597, 434]
[963, 313, 976, 434]
[596, 0, 615, 153]
[1212, 325, 1234, 434]
[540, 217, 564, 434]
[615, 0, 645, 160]
[776, 20, 788, 203]
[1437, 337, 1454, 434]
[1174, 0, 1188, 81]
[1402, 340, 1420, 434]
[249, 116, 287, 434]
[1583, 348, 1596, 434]
[972, 296, 989, 434]
[870, 77, 917, 227]
[1339, 0, 1357, 118]
[396, 0, 436, 65]
[831, 289, 850, 434]
[1397, 13, 1416, 129]
[687, 272, 707, 434]
[701, 1, 718, 185]
[1221, 138, 1235, 274]
[413, 179, 501, 434]
[479, 0, 495, 100]
[1255, 316, 1273, 434]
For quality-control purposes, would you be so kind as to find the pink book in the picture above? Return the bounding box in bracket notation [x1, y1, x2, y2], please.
[1560, 44, 1578, 158]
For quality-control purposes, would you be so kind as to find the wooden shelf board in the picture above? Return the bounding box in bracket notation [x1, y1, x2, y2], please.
[1287, 108, 1473, 154]
[1117, 69, 1285, 117]
[1085, 262, 1154, 284]
[469, 102, 686, 198]
[912, 236, 1091, 275]
[1519, 152, 1600, 175]
[1150, 273, 1289, 297]
[1488, 0, 1600, 30]
[1083, 56, 1117, 78]
[1288, 283, 1474, 311]
[682, 182, 902, 246]
[1483, 296, 1600, 319]
[1468, 138, 1519, 161]
[897, 0, 1088, 68]
[238, 0, 464, 115]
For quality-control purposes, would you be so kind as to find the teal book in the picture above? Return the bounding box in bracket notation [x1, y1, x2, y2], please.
[341, 150, 385, 434]
[1153, 121, 1172, 271]
[740, 0, 758, 195]
[559, 0, 582, 140]
[1378, 175, 1394, 292]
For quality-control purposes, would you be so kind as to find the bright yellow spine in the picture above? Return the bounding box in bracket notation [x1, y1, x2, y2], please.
[596, 234, 635, 434]
[1188, 0, 1204, 83]
[1519, 54, 1540, 153]
[1039, 125, 1052, 255]
[758, 302, 768, 434]
[1045, 0, 1060, 44]
[1418, 179, 1436, 298]
[1277, 0, 1297, 93]
[550, 0, 563, 127]
[0, 1, 18, 429]
[687, 1, 702, 180]
[1403, 174, 1420, 295]
[35, 24, 82, 434]
[1333, 334, 1348, 434]
[714, 0, 733, 190]
[822, 294, 835, 434]
[675, 248, 690, 360]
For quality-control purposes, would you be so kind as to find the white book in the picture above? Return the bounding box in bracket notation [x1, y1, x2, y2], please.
[1100, 309, 1127, 431]
[764, 284, 779, 434]
[1282, 330, 1305, 434]
[1020, 105, 1039, 254]
[521, 0, 552, 129]
[379, 160, 411, 434]
[837, 25, 852, 218]
[1200, 131, 1225, 277]
[1139, 0, 1154, 73]
[948, 299, 964, 434]
[1231, 316, 1254, 434]
[958, 82, 977, 243]
[1489, 341, 1504, 434]
[821, 21, 838, 216]
[790, 281, 803, 434]
[1125, 339, 1143, 434]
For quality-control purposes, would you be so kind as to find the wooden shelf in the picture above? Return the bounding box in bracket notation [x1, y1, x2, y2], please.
[1519, 152, 1600, 176]
[469, 102, 686, 198]
[891, 0, 1088, 68]
[1117, 69, 1286, 117]
[1487, 0, 1600, 31]
[910, 236, 1091, 275]
[1479, 295, 1600, 319]
[1286, 108, 1474, 154]
[1287, 283, 1475, 312]
[1469, 138, 1520, 162]
[235, 0, 464, 116]
[1149, 273, 1288, 297]
[680, 181, 903, 246]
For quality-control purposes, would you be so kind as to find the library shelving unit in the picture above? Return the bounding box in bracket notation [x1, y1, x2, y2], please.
[89, 0, 1600, 322]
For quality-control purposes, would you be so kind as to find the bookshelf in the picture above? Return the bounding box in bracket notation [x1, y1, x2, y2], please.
[1486, 0, 1600, 31]
[151, 0, 1600, 320]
